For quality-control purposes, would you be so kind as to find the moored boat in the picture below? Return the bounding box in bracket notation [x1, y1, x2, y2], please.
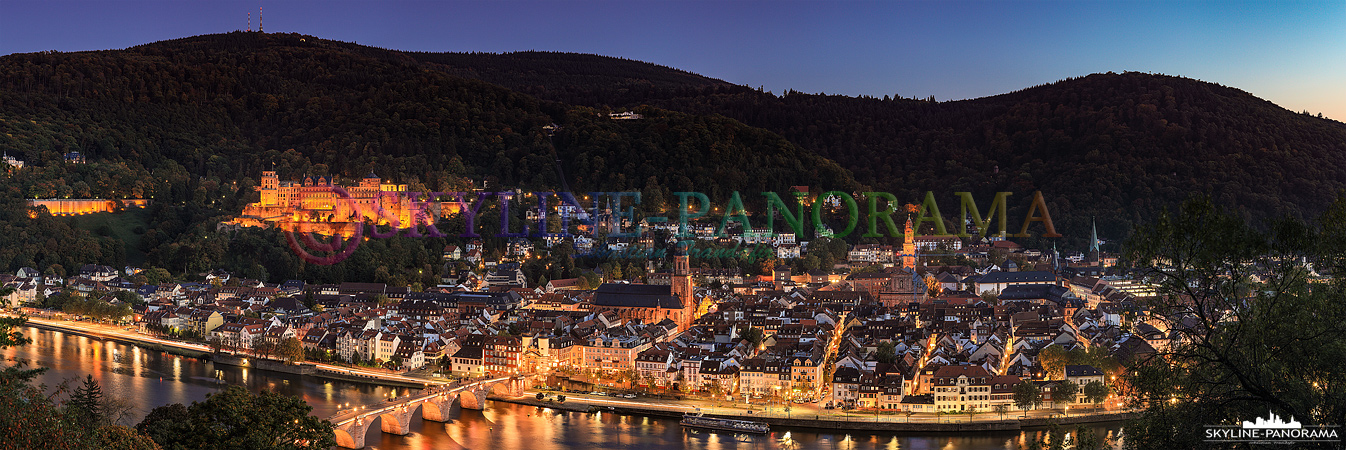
[680, 412, 770, 434]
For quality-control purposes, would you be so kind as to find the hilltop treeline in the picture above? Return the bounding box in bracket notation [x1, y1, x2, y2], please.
[4, 32, 1346, 281]
[422, 52, 1346, 248]
[0, 32, 859, 280]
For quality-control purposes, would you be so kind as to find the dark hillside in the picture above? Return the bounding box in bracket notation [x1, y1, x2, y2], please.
[417, 50, 1346, 245]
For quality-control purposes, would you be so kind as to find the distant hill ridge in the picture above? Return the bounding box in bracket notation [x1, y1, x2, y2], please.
[5, 32, 1346, 251]
[407, 46, 1346, 245]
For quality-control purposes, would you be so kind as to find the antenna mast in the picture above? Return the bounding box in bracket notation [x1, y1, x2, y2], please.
[247, 12, 251, 32]
[259, 7, 263, 32]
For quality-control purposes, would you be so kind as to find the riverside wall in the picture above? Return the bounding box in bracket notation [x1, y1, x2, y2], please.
[22, 320, 211, 358]
[490, 395, 1134, 433]
[211, 353, 316, 375]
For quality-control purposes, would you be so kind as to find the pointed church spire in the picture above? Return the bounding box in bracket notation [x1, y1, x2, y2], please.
[1088, 218, 1101, 265]
[1089, 218, 1100, 254]
[1052, 241, 1060, 273]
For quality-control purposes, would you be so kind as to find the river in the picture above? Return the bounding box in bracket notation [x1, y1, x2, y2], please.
[3, 326, 1124, 449]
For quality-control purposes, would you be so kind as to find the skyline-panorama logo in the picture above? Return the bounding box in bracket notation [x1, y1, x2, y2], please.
[1204, 411, 1341, 445]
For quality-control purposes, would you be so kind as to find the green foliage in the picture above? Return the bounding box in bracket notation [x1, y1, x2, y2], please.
[993, 403, 1010, 420]
[1121, 197, 1346, 449]
[1, 315, 158, 448]
[0, 33, 861, 282]
[742, 326, 764, 347]
[94, 425, 163, 450]
[1082, 380, 1109, 407]
[1013, 381, 1042, 414]
[277, 337, 305, 363]
[875, 341, 897, 364]
[113, 290, 146, 307]
[0, 194, 124, 276]
[58, 293, 134, 323]
[447, 55, 1346, 251]
[68, 374, 105, 424]
[136, 385, 335, 450]
[0, 380, 98, 449]
[1037, 345, 1068, 380]
[0, 315, 44, 384]
[1052, 380, 1078, 408]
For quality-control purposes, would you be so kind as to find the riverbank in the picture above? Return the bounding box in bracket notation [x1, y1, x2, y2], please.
[22, 318, 212, 358]
[489, 394, 1135, 433]
[17, 317, 436, 390]
[488, 395, 598, 413]
[312, 368, 431, 389]
[17, 316, 1135, 435]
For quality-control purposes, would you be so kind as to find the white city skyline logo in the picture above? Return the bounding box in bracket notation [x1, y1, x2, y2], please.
[1242, 411, 1303, 429]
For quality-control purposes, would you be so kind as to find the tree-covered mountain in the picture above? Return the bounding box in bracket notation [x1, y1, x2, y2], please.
[0, 32, 860, 280]
[0, 32, 857, 198]
[2, 31, 1344, 281]
[418, 52, 1346, 248]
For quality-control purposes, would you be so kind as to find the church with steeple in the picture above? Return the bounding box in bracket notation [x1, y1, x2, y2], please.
[589, 249, 700, 332]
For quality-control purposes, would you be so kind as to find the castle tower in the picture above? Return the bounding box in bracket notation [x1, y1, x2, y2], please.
[259, 170, 279, 205]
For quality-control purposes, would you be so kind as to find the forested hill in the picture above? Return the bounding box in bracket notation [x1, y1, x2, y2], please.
[0, 32, 858, 197]
[0, 32, 861, 278]
[2, 30, 1344, 277]
[409, 51, 735, 107]
[422, 51, 1346, 246]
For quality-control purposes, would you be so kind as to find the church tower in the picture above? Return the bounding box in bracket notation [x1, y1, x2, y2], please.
[671, 249, 694, 331]
[902, 204, 918, 269]
[1088, 218, 1100, 265]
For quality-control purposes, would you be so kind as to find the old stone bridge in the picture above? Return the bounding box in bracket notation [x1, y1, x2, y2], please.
[328, 376, 524, 449]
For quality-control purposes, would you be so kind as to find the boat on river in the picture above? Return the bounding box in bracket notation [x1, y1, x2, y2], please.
[680, 412, 769, 434]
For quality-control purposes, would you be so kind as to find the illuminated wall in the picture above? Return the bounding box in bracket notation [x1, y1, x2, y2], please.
[29, 199, 150, 215]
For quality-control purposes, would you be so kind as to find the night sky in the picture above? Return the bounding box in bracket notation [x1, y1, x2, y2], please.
[3, 0, 1343, 121]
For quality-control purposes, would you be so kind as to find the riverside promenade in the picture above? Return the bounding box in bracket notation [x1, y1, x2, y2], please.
[493, 390, 1136, 433]
[13, 313, 1134, 434]
[12, 314, 441, 389]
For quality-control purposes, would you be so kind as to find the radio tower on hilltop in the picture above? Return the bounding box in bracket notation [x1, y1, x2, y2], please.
[259, 7, 263, 32]
[247, 12, 251, 32]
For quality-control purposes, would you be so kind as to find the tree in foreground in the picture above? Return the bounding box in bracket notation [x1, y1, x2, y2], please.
[993, 403, 1010, 420]
[68, 374, 105, 424]
[1013, 381, 1042, 417]
[1122, 197, 1346, 449]
[137, 385, 335, 450]
[1082, 380, 1109, 410]
[1, 315, 159, 449]
[1051, 380, 1078, 412]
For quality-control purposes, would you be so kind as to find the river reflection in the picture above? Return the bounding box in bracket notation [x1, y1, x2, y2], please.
[5, 327, 1122, 449]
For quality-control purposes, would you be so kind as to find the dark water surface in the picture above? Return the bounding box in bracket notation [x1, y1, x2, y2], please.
[5, 326, 1124, 449]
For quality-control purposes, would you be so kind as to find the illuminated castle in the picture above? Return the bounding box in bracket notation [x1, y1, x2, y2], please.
[232, 171, 437, 236]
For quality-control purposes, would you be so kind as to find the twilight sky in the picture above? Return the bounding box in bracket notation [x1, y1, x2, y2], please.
[3, 0, 1344, 121]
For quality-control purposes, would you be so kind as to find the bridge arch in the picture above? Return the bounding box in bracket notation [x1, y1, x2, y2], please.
[459, 389, 485, 410]
[330, 376, 521, 448]
[333, 428, 358, 449]
[379, 411, 405, 435]
[422, 395, 456, 422]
